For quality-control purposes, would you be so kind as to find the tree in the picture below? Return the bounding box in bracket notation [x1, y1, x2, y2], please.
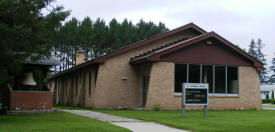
[248, 39, 268, 84]
[51, 18, 169, 72]
[266, 93, 270, 100]
[256, 39, 268, 84]
[235, 45, 246, 52]
[248, 39, 257, 58]
[272, 90, 274, 99]
[0, 0, 70, 85]
[269, 54, 275, 84]
[108, 18, 122, 50]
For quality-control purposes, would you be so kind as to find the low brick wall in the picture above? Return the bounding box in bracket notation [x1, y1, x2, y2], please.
[10, 91, 53, 110]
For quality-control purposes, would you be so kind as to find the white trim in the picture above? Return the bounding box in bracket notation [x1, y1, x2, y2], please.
[175, 92, 238, 97]
[174, 92, 182, 96]
[209, 93, 239, 97]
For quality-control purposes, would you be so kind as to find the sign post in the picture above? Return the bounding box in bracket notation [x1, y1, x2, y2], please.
[181, 83, 209, 117]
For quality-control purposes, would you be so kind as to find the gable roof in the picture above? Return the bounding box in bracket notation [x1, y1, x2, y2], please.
[92, 22, 206, 63]
[130, 32, 264, 71]
[49, 23, 206, 78]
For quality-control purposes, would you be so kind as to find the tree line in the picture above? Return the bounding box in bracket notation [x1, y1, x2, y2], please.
[51, 17, 169, 72]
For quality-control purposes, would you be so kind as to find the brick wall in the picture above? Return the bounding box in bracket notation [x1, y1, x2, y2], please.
[92, 30, 197, 109]
[10, 91, 53, 110]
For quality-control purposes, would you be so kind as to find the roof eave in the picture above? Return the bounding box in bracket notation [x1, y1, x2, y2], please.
[130, 32, 264, 71]
[47, 60, 101, 79]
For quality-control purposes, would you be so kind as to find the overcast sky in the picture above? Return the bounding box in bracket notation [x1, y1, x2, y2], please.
[56, 0, 275, 67]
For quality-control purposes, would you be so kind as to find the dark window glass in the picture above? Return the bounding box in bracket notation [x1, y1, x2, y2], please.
[215, 66, 226, 93]
[175, 64, 238, 94]
[202, 65, 213, 93]
[175, 64, 187, 92]
[227, 67, 238, 94]
[189, 64, 200, 83]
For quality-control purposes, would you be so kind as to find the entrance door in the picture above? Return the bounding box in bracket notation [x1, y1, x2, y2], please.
[142, 76, 150, 107]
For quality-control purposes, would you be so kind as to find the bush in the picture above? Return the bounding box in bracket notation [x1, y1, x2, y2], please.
[153, 102, 161, 111]
[262, 99, 269, 104]
[262, 99, 275, 104]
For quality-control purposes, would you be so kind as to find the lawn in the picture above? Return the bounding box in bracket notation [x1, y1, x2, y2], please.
[0, 112, 130, 132]
[94, 110, 275, 132]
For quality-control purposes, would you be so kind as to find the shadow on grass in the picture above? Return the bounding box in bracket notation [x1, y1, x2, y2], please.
[54, 104, 93, 110]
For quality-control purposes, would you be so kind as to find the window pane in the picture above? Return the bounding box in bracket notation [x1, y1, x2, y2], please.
[215, 66, 226, 93]
[227, 67, 238, 94]
[202, 65, 213, 93]
[175, 64, 187, 92]
[189, 64, 200, 83]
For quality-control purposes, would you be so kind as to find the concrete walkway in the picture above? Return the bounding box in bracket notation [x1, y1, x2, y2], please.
[64, 110, 188, 132]
[263, 107, 275, 110]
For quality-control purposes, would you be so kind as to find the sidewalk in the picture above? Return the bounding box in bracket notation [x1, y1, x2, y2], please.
[263, 107, 275, 110]
[64, 110, 188, 132]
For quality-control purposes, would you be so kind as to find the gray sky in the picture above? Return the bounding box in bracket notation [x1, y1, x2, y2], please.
[56, 0, 275, 67]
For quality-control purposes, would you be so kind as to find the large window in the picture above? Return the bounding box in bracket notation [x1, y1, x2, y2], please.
[215, 66, 226, 93]
[202, 65, 213, 93]
[175, 64, 238, 95]
[189, 64, 200, 83]
[227, 67, 238, 94]
[175, 64, 187, 93]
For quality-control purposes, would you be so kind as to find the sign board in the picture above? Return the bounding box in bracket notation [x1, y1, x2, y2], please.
[183, 83, 208, 105]
[182, 83, 209, 117]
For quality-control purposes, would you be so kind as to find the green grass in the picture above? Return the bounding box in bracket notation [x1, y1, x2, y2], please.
[0, 112, 130, 132]
[263, 104, 275, 108]
[94, 110, 275, 132]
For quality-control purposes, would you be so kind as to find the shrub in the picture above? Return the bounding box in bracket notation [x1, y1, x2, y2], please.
[262, 99, 269, 104]
[153, 102, 161, 111]
[263, 99, 275, 104]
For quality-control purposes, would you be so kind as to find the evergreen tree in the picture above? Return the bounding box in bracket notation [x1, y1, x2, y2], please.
[248, 39, 257, 58]
[0, 0, 69, 85]
[248, 39, 268, 84]
[266, 93, 270, 100]
[269, 54, 275, 84]
[51, 17, 169, 72]
[256, 39, 268, 84]
[272, 90, 274, 99]
[79, 17, 94, 61]
[108, 19, 122, 50]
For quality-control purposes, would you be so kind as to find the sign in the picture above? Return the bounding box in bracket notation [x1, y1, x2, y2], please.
[182, 83, 209, 117]
[183, 83, 208, 105]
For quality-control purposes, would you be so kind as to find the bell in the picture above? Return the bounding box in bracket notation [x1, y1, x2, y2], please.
[22, 71, 37, 86]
